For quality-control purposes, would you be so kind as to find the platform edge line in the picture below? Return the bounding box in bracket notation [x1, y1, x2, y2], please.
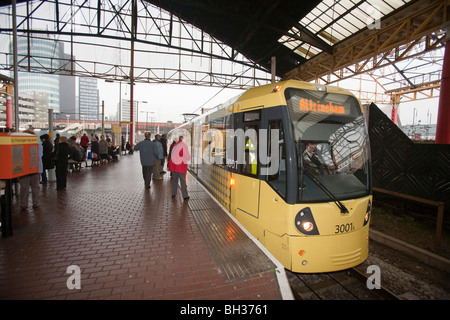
[189, 173, 295, 300]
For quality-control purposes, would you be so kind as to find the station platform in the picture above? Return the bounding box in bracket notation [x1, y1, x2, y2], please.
[0, 153, 292, 300]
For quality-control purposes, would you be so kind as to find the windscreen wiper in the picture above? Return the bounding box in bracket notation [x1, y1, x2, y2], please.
[303, 167, 349, 214]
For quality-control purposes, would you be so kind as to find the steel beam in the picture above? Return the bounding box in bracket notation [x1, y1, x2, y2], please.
[0, 0, 272, 89]
[284, 0, 449, 83]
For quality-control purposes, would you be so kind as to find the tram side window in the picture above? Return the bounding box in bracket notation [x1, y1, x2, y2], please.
[206, 115, 229, 167]
[243, 124, 258, 176]
[266, 120, 287, 198]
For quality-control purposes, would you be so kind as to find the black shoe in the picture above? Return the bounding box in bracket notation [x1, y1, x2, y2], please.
[171, 195, 176, 198]
[183, 196, 190, 201]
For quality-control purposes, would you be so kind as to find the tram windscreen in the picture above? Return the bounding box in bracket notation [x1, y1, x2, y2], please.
[285, 88, 370, 202]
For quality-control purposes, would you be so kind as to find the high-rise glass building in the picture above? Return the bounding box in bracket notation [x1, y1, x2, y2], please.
[79, 77, 99, 121]
[15, 37, 61, 112]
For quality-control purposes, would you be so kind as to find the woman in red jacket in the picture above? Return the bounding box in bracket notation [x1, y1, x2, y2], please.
[168, 136, 191, 200]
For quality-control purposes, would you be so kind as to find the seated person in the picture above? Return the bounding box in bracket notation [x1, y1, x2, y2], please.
[126, 141, 134, 154]
[303, 141, 335, 174]
[108, 142, 119, 161]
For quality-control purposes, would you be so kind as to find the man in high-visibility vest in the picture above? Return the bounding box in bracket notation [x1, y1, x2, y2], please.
[245, 137, 257, 175]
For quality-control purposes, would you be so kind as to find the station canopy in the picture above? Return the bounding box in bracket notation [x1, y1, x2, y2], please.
[0, 0, 446, 102]
[151, 0, 412, 74]
[147, 0, 445, 103]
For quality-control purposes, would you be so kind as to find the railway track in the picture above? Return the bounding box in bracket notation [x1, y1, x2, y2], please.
[287, 267, 399, 300]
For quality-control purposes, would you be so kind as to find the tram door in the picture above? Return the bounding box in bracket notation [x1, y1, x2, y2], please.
[259, 106, 291, 265]
[233, 110, 261, 224]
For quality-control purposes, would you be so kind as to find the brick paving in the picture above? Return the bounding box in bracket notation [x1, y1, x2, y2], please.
[0, 154, 284, 300]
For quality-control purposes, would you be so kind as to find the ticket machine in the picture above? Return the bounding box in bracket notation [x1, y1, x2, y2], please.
[0, 132, 39, 237]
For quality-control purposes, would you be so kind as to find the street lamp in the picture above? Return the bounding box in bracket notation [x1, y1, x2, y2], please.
[128, 100, 147, 143]
[81, 115, 85, 132]
[140, 110, 154, 132]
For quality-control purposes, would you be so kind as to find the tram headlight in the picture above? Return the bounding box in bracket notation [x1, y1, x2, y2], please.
[302, 221, 314, 232]
[295, 207, 319, 235]
[363, 200, 371, 226]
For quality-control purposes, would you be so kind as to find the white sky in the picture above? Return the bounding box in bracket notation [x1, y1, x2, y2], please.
[396, 98, 439, 125]
[98, 80, 245, 124]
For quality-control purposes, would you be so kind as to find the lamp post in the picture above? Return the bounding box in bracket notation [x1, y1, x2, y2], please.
[140, 110, 154, 132]
[134, 100, 147, 143]
[81, 115, 85, 131]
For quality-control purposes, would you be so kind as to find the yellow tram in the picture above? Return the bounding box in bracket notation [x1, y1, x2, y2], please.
[169, 80, 372, 273]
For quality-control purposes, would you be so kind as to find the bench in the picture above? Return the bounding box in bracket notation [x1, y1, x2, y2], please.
[68, 159, 83, 171]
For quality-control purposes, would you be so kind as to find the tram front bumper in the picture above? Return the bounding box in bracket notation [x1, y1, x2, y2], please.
[290, 226, 369, 273]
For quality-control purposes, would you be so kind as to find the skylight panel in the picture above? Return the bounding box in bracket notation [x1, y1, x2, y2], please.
[386, 0, 409, 9]
[312, 18, 328, 30]
[295, 44, 321, 59]
[338, 0, 356, 11]
[366, 1, 391, 15]
[316, 2, 330, 12]
[342, 12, 366, 30]
[339, 17, 359, 34]
[324, 25, 348, 41]
[278, 35, 300, 50]
[309, 21, 326, 33]
[353, 8, 373, 25]
[318, 30, 340, 45]
[332, 3, 347, 16]
[280, 0, 412, 61]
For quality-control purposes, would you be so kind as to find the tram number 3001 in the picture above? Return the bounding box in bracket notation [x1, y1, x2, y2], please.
[335, 223, 355, 234]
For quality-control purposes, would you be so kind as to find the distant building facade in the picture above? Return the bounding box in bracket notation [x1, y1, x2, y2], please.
[79, 77, 99, 121]
[15, 37, 61, 112]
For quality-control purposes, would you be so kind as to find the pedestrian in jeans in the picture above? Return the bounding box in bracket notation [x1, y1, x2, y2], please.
[134, 132, 159, 189]
[152, 134, 164, 180]
[168, 136, 191, 200]
[18, 129, 42, 209]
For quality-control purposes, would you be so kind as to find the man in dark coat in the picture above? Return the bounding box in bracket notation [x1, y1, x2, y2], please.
[40, 134, 53, 184]
[54, 136, 72, 190]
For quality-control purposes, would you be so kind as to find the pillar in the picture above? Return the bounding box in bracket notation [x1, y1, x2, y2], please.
[436, 24, 450, 144]
[6, 95, 12, 129]
[47, 108, 55, 181]
[390, 95, 400, 125]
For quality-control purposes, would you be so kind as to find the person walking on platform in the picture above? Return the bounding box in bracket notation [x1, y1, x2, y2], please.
[152, 134, 164, 180]
[134, 132, 159, 189]
[80, 133, 89, 155]
[168, 136, 191, 200]
[54, 135, 71, 190]
[160, 133, 168, 173]
[168, 139, 176, 177]
[18, 129, 43, 210]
